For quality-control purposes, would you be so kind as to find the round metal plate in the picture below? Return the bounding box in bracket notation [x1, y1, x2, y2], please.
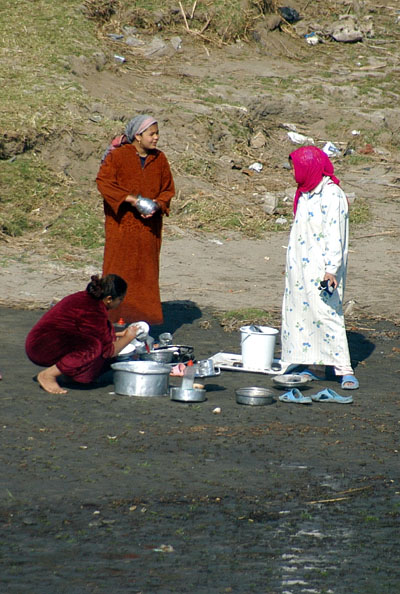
[272, 374, 310, 388]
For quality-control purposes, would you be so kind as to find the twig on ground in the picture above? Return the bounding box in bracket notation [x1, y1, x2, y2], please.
[190, 0, 197, 19]
[179, 1, 190, 31]
[200, 16, 213, 34]
[354, 231, 398, 239]
[307, 485, 373, 504]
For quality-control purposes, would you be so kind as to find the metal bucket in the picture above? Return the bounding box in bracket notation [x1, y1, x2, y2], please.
[111, 361, 170, 397]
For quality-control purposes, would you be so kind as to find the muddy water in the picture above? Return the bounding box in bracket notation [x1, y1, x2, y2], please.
[1, 304, 399, 593]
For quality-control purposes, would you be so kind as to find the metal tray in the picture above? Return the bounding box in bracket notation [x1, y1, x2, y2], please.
[236, 387, 274, 406]
[209, 353, 292, 375]
[272, 374, 311, 388]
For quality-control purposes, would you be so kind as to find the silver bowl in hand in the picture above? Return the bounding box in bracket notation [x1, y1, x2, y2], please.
[136, 196, 158, 216]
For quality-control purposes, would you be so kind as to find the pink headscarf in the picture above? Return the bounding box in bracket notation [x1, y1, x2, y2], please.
[290, 145, 340, 215]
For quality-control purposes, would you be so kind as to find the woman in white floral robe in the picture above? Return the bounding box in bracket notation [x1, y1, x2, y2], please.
[281, 146, 358, 389]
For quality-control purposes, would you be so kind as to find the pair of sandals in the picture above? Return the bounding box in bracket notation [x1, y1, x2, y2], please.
[279, 387, 353, 405]
[279, 369, 358, 405]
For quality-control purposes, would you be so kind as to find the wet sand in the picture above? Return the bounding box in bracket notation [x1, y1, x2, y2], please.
[1, 303, 399, 592]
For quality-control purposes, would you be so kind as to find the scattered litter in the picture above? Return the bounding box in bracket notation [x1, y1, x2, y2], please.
[276, 217, 288, 225]
[212, 407, 221, 414]
[248, 162, 263, 173]
[352, 130, 361, 135]
[279, 6, 300, 24]
[153, 544, 175, 553]
[287, 132, 314, 145]
[129, 505, 137, 511]
[209, 239, 223, 245]
[281, 123, 297, 132]
[89, 114, 102, 123]
[322, 141, 341, 157]
[108, 33, 124, 41]
[79, 445, 88, 450]
[114, 54, 126, 63]
[359, 143, 374, 154]
[305, 32, 320, 45]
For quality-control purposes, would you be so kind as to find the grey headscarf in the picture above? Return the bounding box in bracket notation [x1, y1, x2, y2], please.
[101, 114, 158, 162]
[125, 115, 157, 142]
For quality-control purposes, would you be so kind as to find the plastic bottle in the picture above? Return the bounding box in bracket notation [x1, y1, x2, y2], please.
[114, 317, 126, 333]
[181, 360, 196, 390]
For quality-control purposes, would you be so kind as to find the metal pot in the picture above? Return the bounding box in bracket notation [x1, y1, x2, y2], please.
[235, 387, 274, 406]
[111, 360, 170, 397]
[170, 386, 206, 402]
[135, 196, 158, 216]
[140, 350, 175, 364]
[154, 345, 194, 363]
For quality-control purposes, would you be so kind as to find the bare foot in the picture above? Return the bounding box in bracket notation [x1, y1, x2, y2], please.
[37, 366, 68, 394]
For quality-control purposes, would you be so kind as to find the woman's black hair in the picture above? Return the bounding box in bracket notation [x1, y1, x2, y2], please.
[86, 274, 127, 300]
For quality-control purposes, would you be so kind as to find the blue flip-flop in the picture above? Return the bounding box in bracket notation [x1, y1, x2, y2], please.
[298, 370, 322, 381]
[279, 388, 312, 405]
[340, 375, 359, 390]
[312, 388, 353, 404]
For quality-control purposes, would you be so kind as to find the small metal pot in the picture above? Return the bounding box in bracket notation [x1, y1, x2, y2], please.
[155, 345, 194, 363]
[136, 196, 158, 216]
[140, 350, 175, 364]
[111, 360, 170, 397]
[170, 386, 206, 402]
[235, 387, 274, 406]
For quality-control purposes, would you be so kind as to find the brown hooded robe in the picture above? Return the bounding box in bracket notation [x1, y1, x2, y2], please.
[96, 144, 174, 324]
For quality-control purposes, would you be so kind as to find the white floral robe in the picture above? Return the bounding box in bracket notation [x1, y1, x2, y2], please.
[281, 176, 351, 367]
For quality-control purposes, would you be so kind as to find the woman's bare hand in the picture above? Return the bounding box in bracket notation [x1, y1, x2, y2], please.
[323, 272, 338, 290]
[113, 325, 139, 356]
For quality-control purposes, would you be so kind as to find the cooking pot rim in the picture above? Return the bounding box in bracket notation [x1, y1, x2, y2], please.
[111, 361, 171, 374]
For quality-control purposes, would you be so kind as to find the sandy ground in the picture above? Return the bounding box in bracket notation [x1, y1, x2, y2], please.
[1, 210, 399, 323]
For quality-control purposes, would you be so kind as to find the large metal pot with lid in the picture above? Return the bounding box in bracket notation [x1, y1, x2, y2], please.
[111, 360, 170, 397]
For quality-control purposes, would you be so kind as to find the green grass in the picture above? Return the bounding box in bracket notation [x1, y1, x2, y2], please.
[0, 0, 396, 253]
[216, 308, 281, 332]
[49, 202, 104, 249]
[0, 155, 69, 236]
[0, 152, 104, 251]
[0, 1, 98, 138]
[349, 198, 370, 225]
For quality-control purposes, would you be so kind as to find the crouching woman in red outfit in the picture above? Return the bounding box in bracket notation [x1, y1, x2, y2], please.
[26, 274, 139, 395]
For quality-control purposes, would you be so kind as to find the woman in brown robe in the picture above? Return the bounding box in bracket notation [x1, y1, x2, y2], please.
[96, 115, 175, 325]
